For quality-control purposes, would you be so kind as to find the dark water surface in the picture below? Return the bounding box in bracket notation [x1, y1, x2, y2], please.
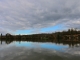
[0, 41, 80, 60]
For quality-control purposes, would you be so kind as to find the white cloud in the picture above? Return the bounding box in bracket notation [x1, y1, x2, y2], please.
[0, 0, 80, 34]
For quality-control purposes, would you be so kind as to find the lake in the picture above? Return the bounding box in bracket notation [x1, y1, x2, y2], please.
[0, 40, 80, 60]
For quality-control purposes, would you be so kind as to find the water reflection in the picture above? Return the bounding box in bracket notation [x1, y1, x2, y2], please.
[0, 39, 80, 48]
[15, 42, 68, 52]
[0, 40, 80, 60]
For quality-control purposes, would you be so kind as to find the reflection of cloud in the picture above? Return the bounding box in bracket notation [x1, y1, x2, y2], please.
[0, 0, 80, 34]
[0, 46, 79, 60]
[65, 46, 80, 55]
[0, 42, 80, 60]
[16, 42, 68, 52]
[0, 41, 15, 50]
[73, 51, 80, 55]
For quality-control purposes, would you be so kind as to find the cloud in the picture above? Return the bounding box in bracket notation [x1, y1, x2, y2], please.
[0, 0, 80, 34]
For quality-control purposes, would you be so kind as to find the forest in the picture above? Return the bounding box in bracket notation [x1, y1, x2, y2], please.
[0, 28, 80, 42]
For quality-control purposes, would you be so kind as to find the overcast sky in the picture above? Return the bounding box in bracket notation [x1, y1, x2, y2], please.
[0, 0, 80, 34]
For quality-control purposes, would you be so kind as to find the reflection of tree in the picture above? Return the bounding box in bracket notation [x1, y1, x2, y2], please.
[0, 40, 13, 44]
[0, 39, 80, 48]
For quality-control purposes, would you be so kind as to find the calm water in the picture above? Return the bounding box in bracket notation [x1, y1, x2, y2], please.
[0, 41, 80, 60]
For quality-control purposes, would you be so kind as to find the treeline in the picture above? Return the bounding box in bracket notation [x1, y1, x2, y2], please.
[0, 28, 80, 41]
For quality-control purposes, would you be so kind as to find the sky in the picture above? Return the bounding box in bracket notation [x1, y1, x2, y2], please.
[0, 0, 80, 35]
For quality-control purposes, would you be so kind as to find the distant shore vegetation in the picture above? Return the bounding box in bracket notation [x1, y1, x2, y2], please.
[0, 28, 80, 42]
